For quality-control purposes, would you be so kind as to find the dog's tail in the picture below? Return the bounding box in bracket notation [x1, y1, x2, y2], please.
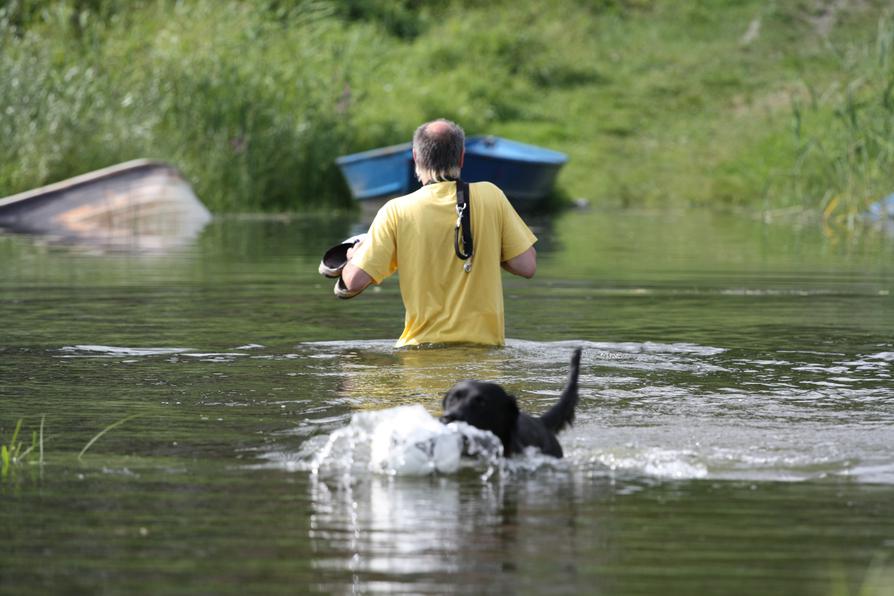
[539, 348, 582, 434]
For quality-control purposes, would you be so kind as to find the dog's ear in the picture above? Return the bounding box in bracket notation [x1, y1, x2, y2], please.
[505, 393, 520, 423]
[442, 384, 459, 408]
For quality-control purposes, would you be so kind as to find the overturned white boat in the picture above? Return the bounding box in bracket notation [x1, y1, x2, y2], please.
[0, 160, 212, 250]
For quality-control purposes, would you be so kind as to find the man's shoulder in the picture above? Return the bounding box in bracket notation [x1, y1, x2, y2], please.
[469, 181, 508, 204]
[388, 186, 432, 210]
[374, 187, 426, 219]
[469, 180, 502, 193]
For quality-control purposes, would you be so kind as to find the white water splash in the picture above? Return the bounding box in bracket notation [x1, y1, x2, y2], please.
[58, 345, 249, 360]
[61, 345, 191, 356]
[301, 405, 504, 478]
[584, 448, 709, 480]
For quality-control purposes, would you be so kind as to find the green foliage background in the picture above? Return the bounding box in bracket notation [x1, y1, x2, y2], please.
[1, 0, 892, 218]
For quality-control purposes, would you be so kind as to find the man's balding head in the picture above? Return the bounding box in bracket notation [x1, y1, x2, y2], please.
[412, 119, 465, 184]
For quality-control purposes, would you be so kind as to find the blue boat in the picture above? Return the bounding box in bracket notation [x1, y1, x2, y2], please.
[335, 136, 568, 209]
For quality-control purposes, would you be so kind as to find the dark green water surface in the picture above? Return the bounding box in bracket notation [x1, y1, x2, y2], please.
[1, 209, 893, 595]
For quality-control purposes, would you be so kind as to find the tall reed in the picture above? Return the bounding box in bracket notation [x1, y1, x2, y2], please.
[788, 14, 894, 226]
[1, 1, 377, 210]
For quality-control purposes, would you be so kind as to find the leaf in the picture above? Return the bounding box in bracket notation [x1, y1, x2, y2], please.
[78, 414, 144, 461]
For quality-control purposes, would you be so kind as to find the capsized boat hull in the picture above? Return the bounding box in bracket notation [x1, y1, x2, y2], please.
[0, 160, 211, 250]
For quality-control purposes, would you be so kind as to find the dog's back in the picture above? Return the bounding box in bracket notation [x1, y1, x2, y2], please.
[514, 412, 565, 457]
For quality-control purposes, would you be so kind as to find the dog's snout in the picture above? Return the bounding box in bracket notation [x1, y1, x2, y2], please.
[440, 413, 457, 424]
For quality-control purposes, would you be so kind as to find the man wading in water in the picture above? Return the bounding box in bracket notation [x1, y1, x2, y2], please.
[339, 118, 537, 347]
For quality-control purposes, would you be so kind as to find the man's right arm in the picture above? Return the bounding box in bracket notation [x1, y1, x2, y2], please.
[501, 246, 536, 278]
[340, 214, 396, 296]
[341, 261, 374, 294]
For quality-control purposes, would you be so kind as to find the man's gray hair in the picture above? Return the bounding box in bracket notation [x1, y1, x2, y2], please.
[412, 119, 465, 183]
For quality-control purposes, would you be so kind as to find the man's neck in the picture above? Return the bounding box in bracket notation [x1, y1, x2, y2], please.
[423, 177, 458, 186]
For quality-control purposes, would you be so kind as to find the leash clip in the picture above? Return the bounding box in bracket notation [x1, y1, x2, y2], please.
[455, 203, 466, 229]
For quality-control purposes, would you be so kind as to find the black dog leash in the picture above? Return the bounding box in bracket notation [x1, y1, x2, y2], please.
[454, 180, 473, 272]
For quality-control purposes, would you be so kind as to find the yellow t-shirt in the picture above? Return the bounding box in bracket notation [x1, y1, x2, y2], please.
[351, 181, 537, 347]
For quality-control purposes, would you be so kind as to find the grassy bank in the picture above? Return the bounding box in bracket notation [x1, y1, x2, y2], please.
[1, 0, 892, 218]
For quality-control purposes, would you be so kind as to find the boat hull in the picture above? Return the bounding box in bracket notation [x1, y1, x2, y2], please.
[0, 160, 211, 250]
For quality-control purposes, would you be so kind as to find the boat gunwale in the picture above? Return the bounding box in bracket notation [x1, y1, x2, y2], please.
[334, 142, 412, 165]
[335, 136, 568, 166]
[465, 136, 569, 165]
[0, 159, 184, 210]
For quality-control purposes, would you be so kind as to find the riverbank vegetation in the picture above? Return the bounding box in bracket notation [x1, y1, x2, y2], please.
[1, 0, 892, 220]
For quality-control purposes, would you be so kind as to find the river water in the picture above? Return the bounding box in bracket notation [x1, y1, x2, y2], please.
[1, 208, 893, 594]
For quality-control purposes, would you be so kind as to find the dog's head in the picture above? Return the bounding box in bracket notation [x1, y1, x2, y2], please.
[440, 380, 519, 453]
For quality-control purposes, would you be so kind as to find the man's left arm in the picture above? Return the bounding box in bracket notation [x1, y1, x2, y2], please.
[498, 190, 538, 278]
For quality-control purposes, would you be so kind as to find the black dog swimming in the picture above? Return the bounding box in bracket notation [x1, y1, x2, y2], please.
[440, 348, 582, 458]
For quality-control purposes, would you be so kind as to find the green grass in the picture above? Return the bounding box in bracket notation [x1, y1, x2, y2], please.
[0, 0, 892, 220]
[78, 413, 144, 461]
[1, 417, 42, 480]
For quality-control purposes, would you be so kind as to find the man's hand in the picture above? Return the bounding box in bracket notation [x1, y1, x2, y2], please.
[335, 237, 373, 297]
[346, 237, 363, 260]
